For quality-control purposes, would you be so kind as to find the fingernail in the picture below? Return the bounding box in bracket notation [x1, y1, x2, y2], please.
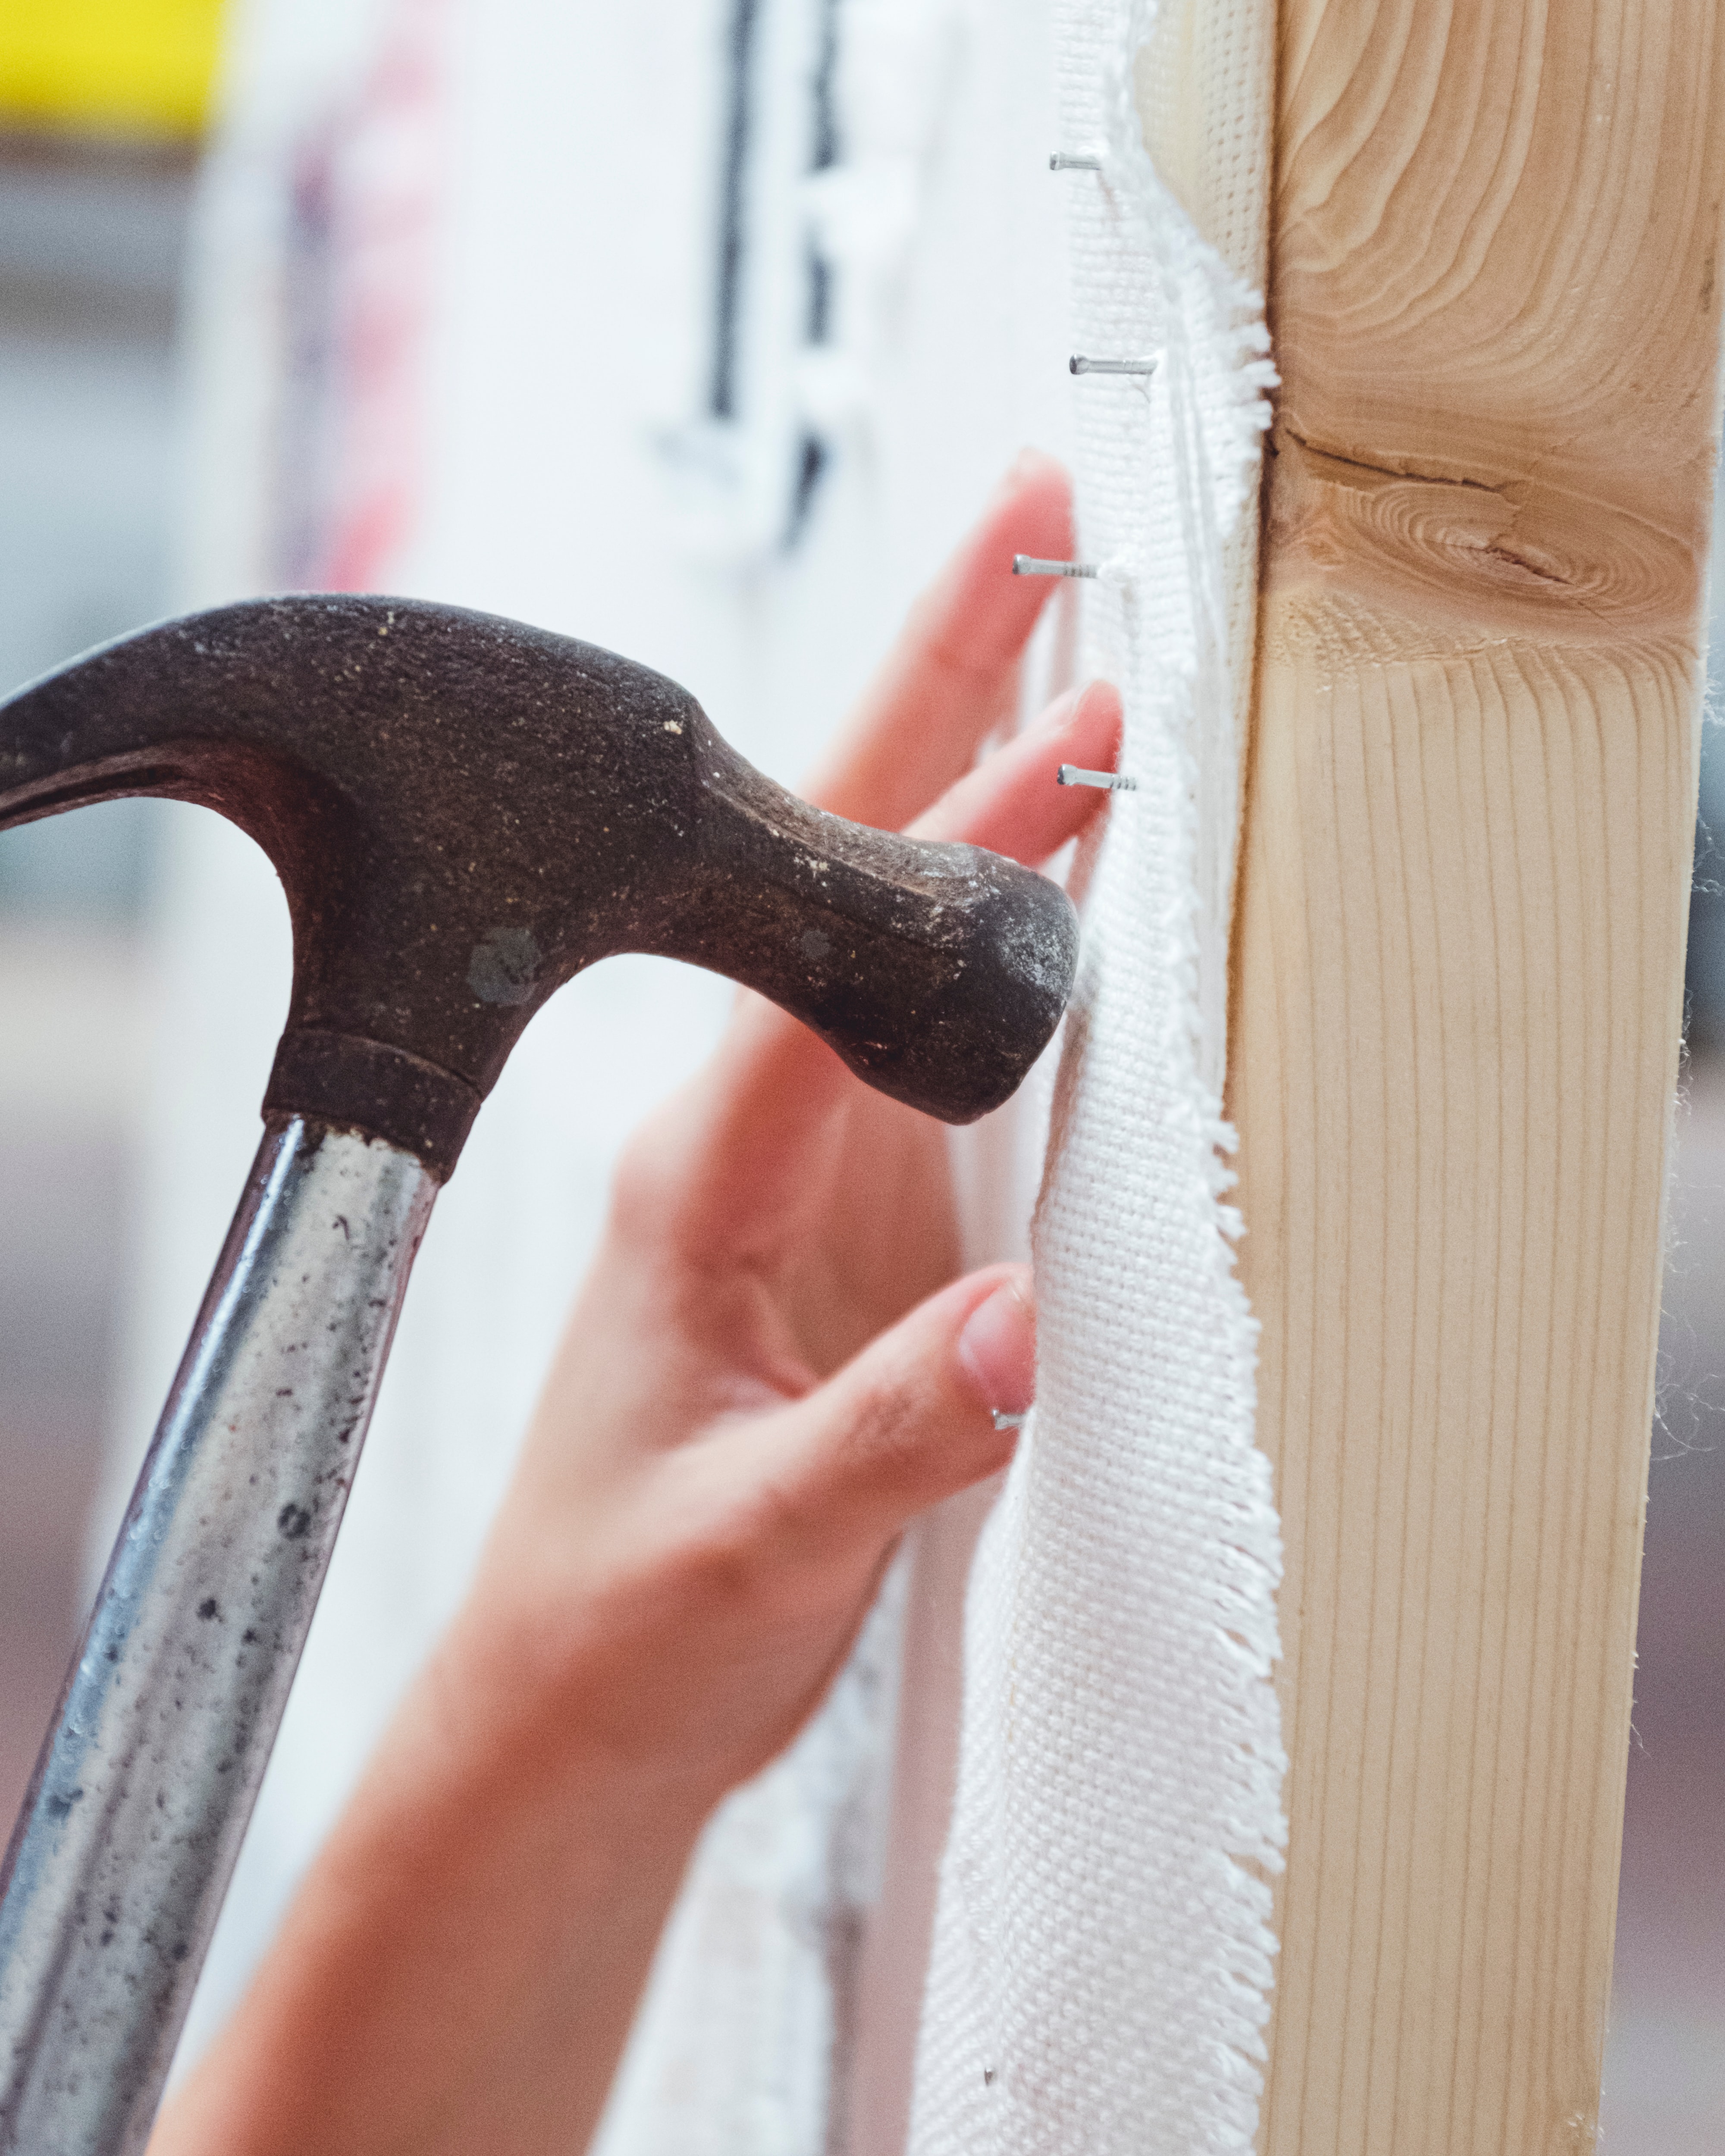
[1029, 686, 1081, 736]
[1029, 680, 1105, 737]
[997, 445, 1055, 495]
[957, 1274, 1036, 1416]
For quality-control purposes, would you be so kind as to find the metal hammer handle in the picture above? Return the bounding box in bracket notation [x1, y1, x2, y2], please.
[0, 1121, 435, 2156]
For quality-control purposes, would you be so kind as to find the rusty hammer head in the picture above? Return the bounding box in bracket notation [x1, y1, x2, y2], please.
[0, 596, 1078, 1177]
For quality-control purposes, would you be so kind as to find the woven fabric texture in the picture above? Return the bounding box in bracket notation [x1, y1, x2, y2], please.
[905, 2, 1285, 2150]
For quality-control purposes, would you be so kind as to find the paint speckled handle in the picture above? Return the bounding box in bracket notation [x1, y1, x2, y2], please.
[0, 1120, 435, 2156]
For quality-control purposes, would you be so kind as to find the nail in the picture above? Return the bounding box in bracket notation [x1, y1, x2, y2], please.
[1057, 764, 1139, 792]
[993, 446, 1061, 506]
[1029, 687, 1080, 737]
[1012, 555, 1096, 578]
[957, 1274, 1036, 1416]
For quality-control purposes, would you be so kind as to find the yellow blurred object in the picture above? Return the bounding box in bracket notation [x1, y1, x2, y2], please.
[0, 0, 227, 139]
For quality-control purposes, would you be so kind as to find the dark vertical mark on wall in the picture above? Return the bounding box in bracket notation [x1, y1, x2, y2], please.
[711, 0, 762, 422]
[786, 0, 843, 545]
[787, 435, 829, 539]
[806, 0, 840, 339]
[704, 0, 845, 546]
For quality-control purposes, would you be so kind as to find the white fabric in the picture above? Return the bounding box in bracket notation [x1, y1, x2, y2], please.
[906, 3, 1285, 2150]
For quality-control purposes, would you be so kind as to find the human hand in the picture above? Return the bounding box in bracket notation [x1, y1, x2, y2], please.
[451, 456, 1122, 1822]
[154, 452, 1122, 2156]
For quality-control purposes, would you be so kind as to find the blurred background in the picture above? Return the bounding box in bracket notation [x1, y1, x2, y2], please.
[0, 2, 1719, 2149]
[0, 0, 212, 1851]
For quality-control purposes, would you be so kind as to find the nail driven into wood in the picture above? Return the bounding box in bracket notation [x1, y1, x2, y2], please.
[1070, 354, 1159, 376]
[1048, 152, 1102, 171]
[1057, 765, 1138, 793]
[992, 1410, 1028, 1431]
[1013, 555, 1097, 579]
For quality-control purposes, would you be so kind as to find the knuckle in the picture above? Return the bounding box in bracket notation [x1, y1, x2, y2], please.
[838, 1375, 933, 1500]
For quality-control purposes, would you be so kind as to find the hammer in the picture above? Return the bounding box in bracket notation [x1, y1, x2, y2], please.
[0, 594, 1076, 2155]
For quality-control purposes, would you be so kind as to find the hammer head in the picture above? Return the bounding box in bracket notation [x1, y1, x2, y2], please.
[0, 598, 1079, 1178]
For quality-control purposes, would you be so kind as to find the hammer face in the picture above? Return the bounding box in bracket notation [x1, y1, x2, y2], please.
[1, 597, 1079, 1175]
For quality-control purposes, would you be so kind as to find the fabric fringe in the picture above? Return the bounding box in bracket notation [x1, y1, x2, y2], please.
[905, 2, 1286, 2149]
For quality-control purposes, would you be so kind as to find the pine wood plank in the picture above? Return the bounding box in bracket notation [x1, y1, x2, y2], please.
[1231, 1, 1725, 2148]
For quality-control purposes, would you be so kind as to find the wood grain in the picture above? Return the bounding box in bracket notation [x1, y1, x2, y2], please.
[1230, 1, 1725, 2148]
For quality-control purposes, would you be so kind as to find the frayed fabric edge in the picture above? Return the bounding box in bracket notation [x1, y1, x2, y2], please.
[904, 0, 1287, 2148]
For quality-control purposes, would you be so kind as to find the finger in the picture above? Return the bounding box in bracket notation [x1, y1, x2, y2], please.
[803, 450, 1073, 831]
[668, 679, 1124, 1230]
[908, 678, 1124, 863]
[673, 458, 1076, 1195]
[737, 1265, 1036, 1553]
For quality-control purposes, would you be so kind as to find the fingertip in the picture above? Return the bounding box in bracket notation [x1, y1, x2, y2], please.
[907, 674, 1126, 860]
[1024, 682, 1082, 739]
[760, 1266, 1033, 1546]
[1061, 678, 1126, 778]
[977, 452, 1073, 577]
[993, 445, 1072, 516]
[1003, 445, 1069, 486]
[803, 455, 1077, 829]
[1078, 674, 1125, 729]
[954, 1267, 1037, 1416]
[1029, 675, 1122, 747]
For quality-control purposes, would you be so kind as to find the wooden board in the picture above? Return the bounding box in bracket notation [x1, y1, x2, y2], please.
[1230, 1, 1725, 2148]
